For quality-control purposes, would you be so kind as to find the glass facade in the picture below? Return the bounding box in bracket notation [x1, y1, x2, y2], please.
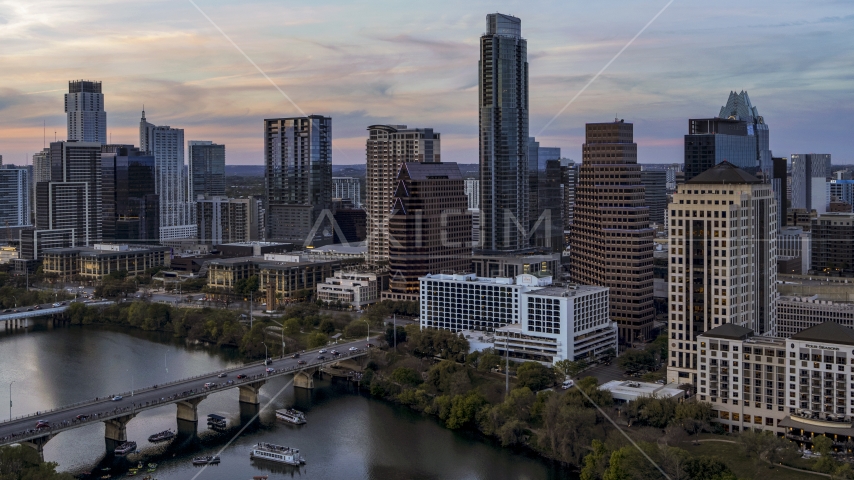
[188, 141, 226, 200]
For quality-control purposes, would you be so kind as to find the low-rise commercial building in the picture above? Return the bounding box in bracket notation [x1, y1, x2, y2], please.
[420, 273, 616, 364]
[42, 243, 170, 281]
[600, 380, 685, 403]
[777, 295, 854, 338]
[698, 322, 854, 446]
[316, 271, 380, 308]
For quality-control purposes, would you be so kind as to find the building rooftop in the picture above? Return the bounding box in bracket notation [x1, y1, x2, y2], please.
[400, 162, 462, 181]
[686, 161, 762, 185]
[700, 323, 754, 340]
[790, 322, 854, 347]
[220, 241, 291, 247]
[600, 380, 685, 402]
[309, 243, 367, 255]
[527, 285, 608, 298]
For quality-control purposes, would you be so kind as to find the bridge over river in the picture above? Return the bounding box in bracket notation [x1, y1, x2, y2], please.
[0, 338, 372, 455]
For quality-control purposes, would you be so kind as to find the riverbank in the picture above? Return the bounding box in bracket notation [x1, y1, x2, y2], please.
[0, 322, 566, 479]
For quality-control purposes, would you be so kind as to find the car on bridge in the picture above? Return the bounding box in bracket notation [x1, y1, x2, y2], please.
[317, 355, 326, 360]
[112, 395, 123, 401]
[292, 353, 300, 358]
[265, 368, 275, 374]
[297, 360, 306, 365]
[349, 347, 359, 352]
[237, 374, 247, 379]
[76, 414, 89, 420]
[318, 349, 327, 354]
[217, 373, 227, 378]
[35, 420, 49, 429]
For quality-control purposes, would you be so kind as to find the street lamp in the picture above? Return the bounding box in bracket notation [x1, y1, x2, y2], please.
[361, 319, 370, 342]
[267, 318, 287, 358]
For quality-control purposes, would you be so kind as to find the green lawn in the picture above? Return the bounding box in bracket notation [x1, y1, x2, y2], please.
[679, 439, 824, 480]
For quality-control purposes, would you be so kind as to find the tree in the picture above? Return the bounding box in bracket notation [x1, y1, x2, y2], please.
[581, 439, 610, 480]
[0, 445, 75, 479]
[516, 362, 558, 391]
[445, 391, 487, 429]
[318, 319, 335, 335]
[385, 325, 407, 346]
[617, 349, 657, 373]
[282, 318, 301, 335]
[683, 457, 737, 480]
[391, 367, 422, 387]
[307, 332, 328, 348]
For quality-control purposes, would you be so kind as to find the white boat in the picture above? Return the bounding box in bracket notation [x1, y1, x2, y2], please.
[275, 408, 307, 425]
[250, 443, 305, 466]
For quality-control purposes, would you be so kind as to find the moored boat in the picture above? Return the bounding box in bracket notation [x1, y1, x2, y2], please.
[275, 408, 306, 425]
[147, 429, 176, 443]
[192, 455, 221, 466]
[114, 441, 137, 456]
[249, 442, 305, 465]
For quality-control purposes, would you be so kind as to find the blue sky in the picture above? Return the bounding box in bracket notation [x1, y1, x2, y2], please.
[0, 0, 852, 165]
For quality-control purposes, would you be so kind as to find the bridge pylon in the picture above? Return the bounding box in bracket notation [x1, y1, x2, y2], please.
[294, 367, 317, 389]
[104, 413, 136, 452]
[238, 380, 267, 405]
[21, 434, 52, 459]
[176, 396, 207, 423]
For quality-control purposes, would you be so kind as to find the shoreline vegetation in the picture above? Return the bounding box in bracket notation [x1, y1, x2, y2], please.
[3, 300, 847, 479]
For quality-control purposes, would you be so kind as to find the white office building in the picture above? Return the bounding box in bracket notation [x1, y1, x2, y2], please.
[667, 162, 778, 385]
[464, 178, 480, 210]
[316, 271, 380, 308]
[420, 273, 615, 364]
[140, 110, 195, 241]
[65, 80, 106, 144]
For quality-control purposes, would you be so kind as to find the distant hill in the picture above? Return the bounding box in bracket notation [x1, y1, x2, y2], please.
[226, 163, 479, 178]
[225, 165, 264, 176]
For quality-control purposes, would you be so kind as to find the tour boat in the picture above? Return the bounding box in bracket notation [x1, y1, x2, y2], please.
[114, 441, 137, 456]
[275, 408, 307, 425]
[207, 413, 227, 430]
[249, 442, 305, 465]
[192, 455, 221, 466]
[148, 429, 176, 443]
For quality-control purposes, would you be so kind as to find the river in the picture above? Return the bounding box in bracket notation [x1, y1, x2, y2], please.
[0, 319, 573, 479]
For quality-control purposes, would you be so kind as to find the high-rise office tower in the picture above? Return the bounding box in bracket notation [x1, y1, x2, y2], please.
[569, 120, 654, 343]
[666, 162, 778, 385]
[188, 141, 226, 200]
[196, 196, 262, 245]
[772, 156, 788, 226]
[365, 124, 440, 265]
[332, 177, 361, 208]
[479, 13, 529, 254]
[140, 110, 195, 241]
[65, 80, 106, 144]
[101, 145, 159, 243]
[35, 141, 103, 246]
[464, 179, 480, 210]
[386, 162, 472, 301]
[684, 91, 771, 182]
[640, 169, 668, 225]
[0, 166, 31, 228]
[560, 159, 577, 243]
[527, 139, 562, 251]
[811, 212, 854, 276]
[791, 153, 831, 213]
[264, 116, 332, 246]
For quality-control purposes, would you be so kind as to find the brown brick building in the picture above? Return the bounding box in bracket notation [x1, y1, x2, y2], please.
[385, 162, 472, 301]
[569, 120, 655, 344]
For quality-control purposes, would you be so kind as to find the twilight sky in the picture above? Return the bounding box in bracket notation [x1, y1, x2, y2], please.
[0, 0, 852, 166]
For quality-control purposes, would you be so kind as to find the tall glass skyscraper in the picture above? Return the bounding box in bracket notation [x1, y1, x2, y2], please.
[140, 110, 195, 241]
[101, 145, 159, 243]
[264, 115, 332, 246]
[478, 13, 529, 254]
[188, 141, 226, 200]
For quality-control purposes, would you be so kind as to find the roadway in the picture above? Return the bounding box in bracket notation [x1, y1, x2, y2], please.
[0, 299, 113, 323]
[0, 337, 375, 447]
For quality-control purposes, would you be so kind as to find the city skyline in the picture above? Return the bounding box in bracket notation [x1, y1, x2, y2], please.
[0, 1, 851, 166]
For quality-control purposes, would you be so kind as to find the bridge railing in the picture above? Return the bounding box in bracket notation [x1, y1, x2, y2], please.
[0, 344, 370, 426]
